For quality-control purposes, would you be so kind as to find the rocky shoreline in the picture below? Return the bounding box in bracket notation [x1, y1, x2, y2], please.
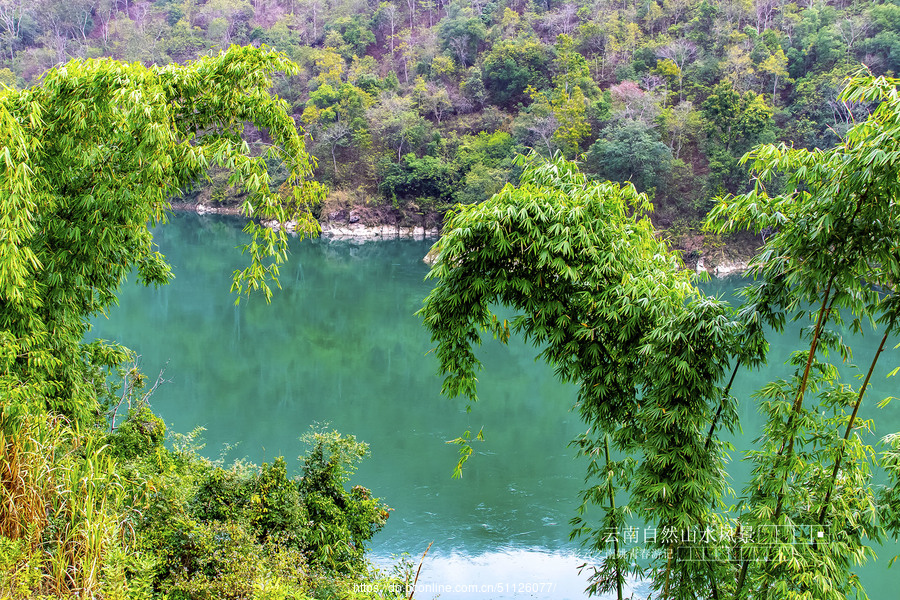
[173, 201, 442, 241]
[172, 201, 752, 278]
[267, 219, 441, 241]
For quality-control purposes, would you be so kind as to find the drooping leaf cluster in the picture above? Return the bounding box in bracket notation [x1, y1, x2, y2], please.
[419, 153, 753, 598]
[0, 45, 323, 423]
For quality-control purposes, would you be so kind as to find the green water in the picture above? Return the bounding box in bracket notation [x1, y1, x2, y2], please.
[90, 213, 900, 599]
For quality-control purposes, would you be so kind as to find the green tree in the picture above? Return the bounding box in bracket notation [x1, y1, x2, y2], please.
[553, 34, 598, 98]
[551, 85, 590, 156]
[412, 75, 452, 124]
[437, 0, 486, 67]
[783, 64, 860, 150]
[523, 83, 590, 157]
[0, 46, 348, 600]
[481, 37, 552, 108]
[701, 82, 773, 154]
[298, 428, 390, 572]
[452, 130, 521, 204]
[584, 119, 673, 193]
[367, 92, 428, 161]
[702, 82, 773, 199]
[0, 66, 15, 87]
[201, 0, 254, 45]
[419, 154, 742, 599]
[0, 45, 323, 423]
[325, 15, 375, 59]
[759, 46, 789, 104]
[460, 65, 488, 108]
[866, 3, 900, 74]
[420, 73, 900, 600]
[706, 73, 900, 599]
[655, 39, 697, 102]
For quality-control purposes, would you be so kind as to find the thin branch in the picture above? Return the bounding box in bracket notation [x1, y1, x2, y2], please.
[817, 318, 893, 524]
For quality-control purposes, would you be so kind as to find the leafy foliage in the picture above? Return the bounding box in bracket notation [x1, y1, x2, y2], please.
[706, 73, 900, 599]
[0, 45, 323, 423]
[421, 73, 900, 597]
[128, 422, 390, 597]
[298, 428, 390, 572]
[481, 38, 551, 108]
[379, 152, 457, 204]
[0, 47, 400, 600]
[419, 153, 744, 597]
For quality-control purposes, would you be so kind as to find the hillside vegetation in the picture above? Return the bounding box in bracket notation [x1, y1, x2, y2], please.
[1, 0, 892, 243]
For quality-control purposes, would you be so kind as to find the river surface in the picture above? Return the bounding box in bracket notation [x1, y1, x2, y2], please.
[90, 213, 900, 599]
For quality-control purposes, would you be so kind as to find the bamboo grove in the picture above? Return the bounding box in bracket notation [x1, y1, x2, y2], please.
[419, 74, 900, 599]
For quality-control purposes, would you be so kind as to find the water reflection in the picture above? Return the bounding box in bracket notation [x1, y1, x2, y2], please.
[371, 550, 651, 600]
[91, 213, 899, 599]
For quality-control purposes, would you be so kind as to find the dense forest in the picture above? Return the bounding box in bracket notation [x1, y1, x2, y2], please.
[1, 0, 894, 243]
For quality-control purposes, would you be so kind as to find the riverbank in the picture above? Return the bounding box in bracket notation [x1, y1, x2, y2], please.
[171, 200, 443, 240]
[171, 200, 758, 277]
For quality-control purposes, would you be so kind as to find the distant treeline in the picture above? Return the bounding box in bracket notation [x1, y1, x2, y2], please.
[1, 0, 893, 226]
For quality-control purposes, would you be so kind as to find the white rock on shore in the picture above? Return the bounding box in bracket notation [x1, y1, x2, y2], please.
[319, 222, 440, 240]
[194, 203, 241, 216]
[260, 219, 440, 240]
[709, 259, 749, 277]
[692, 257, 750, 278]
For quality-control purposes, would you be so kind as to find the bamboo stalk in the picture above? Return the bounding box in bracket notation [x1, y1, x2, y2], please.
[772, 281, 838, 522]
[817, 320, 893, 524]
[734, 280, 836, 600]
[604, 434, 624, 600]
[407, 541, 433, 600]
[705, 361, 741, 452]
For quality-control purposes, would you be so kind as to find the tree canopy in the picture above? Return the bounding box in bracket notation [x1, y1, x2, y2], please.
[0, 44, 324, 423]
[4, 0, 900, 233]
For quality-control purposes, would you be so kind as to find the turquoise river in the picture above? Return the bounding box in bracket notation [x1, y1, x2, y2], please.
[89, 213, 900, 599]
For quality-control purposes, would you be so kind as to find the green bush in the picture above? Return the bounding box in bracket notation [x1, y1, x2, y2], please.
[108, 411, 391, 599]
[378, 153, 458, 204]
[106, 402, 166, 461]
[298, 428, 390, 573]
[252, 458, 307, 546]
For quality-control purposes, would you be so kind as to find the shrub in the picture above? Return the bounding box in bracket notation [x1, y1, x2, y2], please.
[107, 403, 166, 461]
[298, 428, 390, 573]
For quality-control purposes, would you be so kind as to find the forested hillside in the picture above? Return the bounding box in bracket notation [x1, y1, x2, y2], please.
[0, 0, 893, 234]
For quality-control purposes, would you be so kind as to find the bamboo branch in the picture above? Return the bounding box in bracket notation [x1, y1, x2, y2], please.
[817, 319, 893, 525]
